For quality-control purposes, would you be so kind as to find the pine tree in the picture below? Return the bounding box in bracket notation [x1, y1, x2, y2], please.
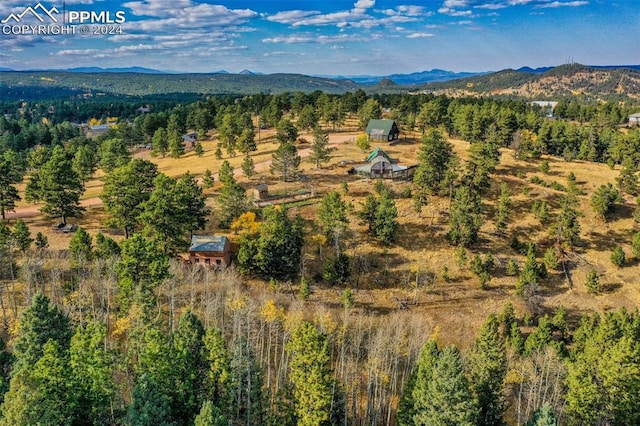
[202, 169, 214, 188]
[308, 127, 332, 169]
[414, 129, 456, 195]
[11, 219, 32, 254]
[286, 321, 334, 426]
[373, 189, 399, 243]
[414, 345, 478, 426]
[194, 142, 204, 157]
[93, 232, 120, 259]
[271, 141, 301, 182]
[98, 138, 131, 173]
[69, 227, 93, 264]
[69, 321, 115, 425]
[516, 244, 542, 297]
[203, 328, 232, 407]
[527, 403, 558, 426]
[0, 149, 25, 220]
[12, 293, 72, 372]
[610, 246, 625, 267]
[591, 183, 622, 221]
[469, 315, 507, 426]
[101, 159, 158, 238]
[26, 146, 85, 225]
[551, 194, 581, 250]
[494, 183, 511, 234]
[242, 154, 255, 178]
[115, 234, 170, 317]
[35, 232, 48, 250]
[152, 127, 169, 157]
[448, 186, 483, 247]
[317, 191, 349, 243]
[403, 339, 439, 425]
[72, 144, 97, 183]
[216, 167, 248, 229]
[194, 400, 228, 426]
[127, 373, 175, 426]
[169, 311, 207, 424]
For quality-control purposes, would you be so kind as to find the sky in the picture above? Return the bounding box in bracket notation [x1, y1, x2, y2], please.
[0, 0, 638, 75]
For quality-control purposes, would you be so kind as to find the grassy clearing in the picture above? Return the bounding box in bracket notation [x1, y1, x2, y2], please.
[8, 121, 640, 348]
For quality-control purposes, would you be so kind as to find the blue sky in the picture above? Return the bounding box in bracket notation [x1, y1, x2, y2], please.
[0, 0, 638, 75]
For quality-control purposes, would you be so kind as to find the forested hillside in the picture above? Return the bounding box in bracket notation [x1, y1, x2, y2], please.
[421, 64, 640, 100]
[1, 88, 640, 425]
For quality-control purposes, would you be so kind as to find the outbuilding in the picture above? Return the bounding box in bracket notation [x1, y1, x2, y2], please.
[188, 235, 231, 268]
[365, 119, 400, 142]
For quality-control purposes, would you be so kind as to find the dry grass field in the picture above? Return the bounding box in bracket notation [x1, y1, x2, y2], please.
[7, 121, 640, 350]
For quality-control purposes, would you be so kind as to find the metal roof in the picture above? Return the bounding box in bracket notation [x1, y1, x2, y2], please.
[189, 235, 229, 253]
[365, 119, 397, 136]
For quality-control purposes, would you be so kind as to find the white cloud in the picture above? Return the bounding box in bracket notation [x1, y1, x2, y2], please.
[536, 1, 589, 8]
[438, 7, 473, 15]
[407, 32, 434, 38]
[354, 0, 375, 9]
[262, 33, 371, 44]
[266, 10, 320, 24]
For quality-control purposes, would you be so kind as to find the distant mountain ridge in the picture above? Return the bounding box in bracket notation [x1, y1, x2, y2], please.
[420, 64, 640, 99]
[1, 64, 639, 99]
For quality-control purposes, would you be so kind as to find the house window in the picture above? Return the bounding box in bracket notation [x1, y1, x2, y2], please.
[205, 258, 211, 265]
[216, 259, 222, 265]
[194, 258, 199, 263]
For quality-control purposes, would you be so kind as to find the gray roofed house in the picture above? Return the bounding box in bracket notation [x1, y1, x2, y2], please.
[352, 147, 416, 179]
[629, 113, 640, 127]
[188, 235, 231, 268]
[365, 119, 400, 141]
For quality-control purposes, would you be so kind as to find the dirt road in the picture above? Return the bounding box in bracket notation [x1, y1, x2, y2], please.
[5, 132, 357, 220]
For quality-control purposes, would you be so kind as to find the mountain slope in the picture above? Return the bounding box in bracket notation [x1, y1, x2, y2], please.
[420, 64, 640, 99]
[0, 71, 362, 98]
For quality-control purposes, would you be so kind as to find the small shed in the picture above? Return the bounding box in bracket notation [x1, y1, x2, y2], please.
[182, 132, 198, 149]
[189, 235, 231, 268]
[629, 113, 640, 127]
[365, 119, 400, 142]
[253, 184, 269, 200]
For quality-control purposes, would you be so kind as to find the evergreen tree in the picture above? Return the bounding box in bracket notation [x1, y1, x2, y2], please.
[271, 141, 301, 182]
[69, 226, 93, 265]
[286, 321, 334, 426]
[194, 142, 204, 157]
[526, 403, 558, 426]
[404, 339, 439, 425]
[216, 167, 248, 229]
[242, 154, 255, 178]
[72, 144, 97, 184]
[202, 169, 214, 188]
[316, 191, 349, 243]
[615, 158, 638, 195]
[169, 311, 207, 425]
[152, 127, 169, 157]
[35, 232, 48, 250]
[98, 138, 131, 173]
[308, 127, 332, 169]
[12, 293, 72, 372]
[373, 189, 399, 243]
[203, 328, 232, 408]
[516, 244, 542, 297]
[238, 128, 257, 155]
[414, 129, 456, 195]
[115, 234, 170, 317]
[101, 159, 158, 238]
[11, 219, 32, 254]
[610, 246, 625, 267]
[238, 207, 304, 281]
[469, 315, 507, 426]
[26, 146, 84, 225]
[167, 114, 185, 158]
[93, 232, 121, 259]
[448, 186, 483, 247]
[127, 373, 176, 426]
[0, 149, 25, 220]
[551, 194, 581, 250]
[175, 171, 209, 237]
[590, 183, 622, 221]
[194, 400, 228, 426]
[414, 345, 478, 426]
[494, 183, 511, 235]
[69, 321, 115, 425]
